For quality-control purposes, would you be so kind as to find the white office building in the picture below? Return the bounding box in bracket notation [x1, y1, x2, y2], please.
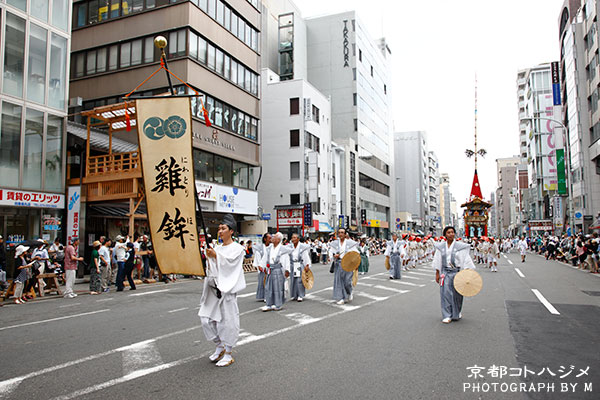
[305, 12, 393, 237]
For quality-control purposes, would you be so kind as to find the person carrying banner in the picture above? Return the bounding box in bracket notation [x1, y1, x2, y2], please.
[199, 214, 246, 367]
[433, 226, 476, 324]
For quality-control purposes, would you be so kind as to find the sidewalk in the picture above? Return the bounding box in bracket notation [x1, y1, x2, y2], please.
[1, 275, 201, 305]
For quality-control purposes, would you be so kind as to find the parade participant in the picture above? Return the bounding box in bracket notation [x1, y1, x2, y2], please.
[329, 228, 359, 305]
[488, 238, 499, 272]
[358, 238, 370, 275]
[288, 233, 311, 302]
[433, 226, 476, 324]
[407, 236, 418, 269]
[262, 232, 291, 311]
[518, 236, 528, 263]
[384, 232, 404, 279]
[253, 233, 271, 302]
[13, 245, 34, 304]
[199, 214, 246, 367]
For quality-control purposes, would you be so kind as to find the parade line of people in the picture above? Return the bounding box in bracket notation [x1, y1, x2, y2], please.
[196, 216, 476, 367]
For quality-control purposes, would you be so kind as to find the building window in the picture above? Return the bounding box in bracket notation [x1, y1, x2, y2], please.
[353, 93, 357, 106]
[290, 193, 300, 205]
[290, 129, 299, 147]
[31, 0, 49, 22]
[49, 33, 68, 110]
[214, 155, 233, 185]
[312, 105, 320, 123]
[23, 109, 44, 189]
[3, 13, 26, 98]
[290, 98, 300, 115]
[52, 0, 69, 31]
[358, 49, 362, 62]
[359, 173, 390, 196]
[290, 161, 300, 180]
[0, 102, 22, 188]
[384, 84, 387, 95]
[27, 23, 48, 105]
[370, 65, 373, 76]
[354, 118, 358, 131]
[46, 114, 64, 191]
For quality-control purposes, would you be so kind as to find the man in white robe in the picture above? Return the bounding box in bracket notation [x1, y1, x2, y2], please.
[384, 232, 404, 279]
[518, 236, 528, 263]
[433, 226, 475, 324]
[199, 214, 246, 367]
[329, 228, 359, 305]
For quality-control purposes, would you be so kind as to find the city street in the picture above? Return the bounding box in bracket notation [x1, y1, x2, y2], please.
[1, 252, 599, 400]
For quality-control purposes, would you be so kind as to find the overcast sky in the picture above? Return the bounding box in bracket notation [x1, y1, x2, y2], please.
[297, 0, 565, 205]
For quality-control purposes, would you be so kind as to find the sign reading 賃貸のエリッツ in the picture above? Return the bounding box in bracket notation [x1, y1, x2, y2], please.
[136, 97, 204, 276]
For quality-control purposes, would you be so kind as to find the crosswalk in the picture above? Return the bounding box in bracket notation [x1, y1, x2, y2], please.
[0, 262, 436, 400]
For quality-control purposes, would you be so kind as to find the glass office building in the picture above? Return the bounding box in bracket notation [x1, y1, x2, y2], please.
[0, 0, 71, 243]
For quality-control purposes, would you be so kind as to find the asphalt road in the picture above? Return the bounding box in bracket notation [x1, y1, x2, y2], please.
[1, 251, 599, 400]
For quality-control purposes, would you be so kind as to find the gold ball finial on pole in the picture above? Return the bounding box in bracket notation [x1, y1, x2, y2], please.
[154, 36, 168, 50]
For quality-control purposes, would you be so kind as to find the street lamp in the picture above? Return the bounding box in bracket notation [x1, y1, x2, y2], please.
[520, 116, 572, 234]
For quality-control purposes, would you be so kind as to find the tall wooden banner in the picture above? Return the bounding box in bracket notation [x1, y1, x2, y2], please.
[136, 97, 205, 276]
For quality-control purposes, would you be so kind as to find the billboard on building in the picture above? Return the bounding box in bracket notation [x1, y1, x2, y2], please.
[136, 97, 204, 276]
[538, 94, 558, 191]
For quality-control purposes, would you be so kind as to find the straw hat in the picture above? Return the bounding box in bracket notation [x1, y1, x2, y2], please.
[385, 256, 391, 270]
[453, 269, 483, 297]
[341, 252, 361, 272]
[302, 268, 314, 290]
[352, 269, 358, 287]
[92, 240, 101, 248]
[15, 245, 29, 257]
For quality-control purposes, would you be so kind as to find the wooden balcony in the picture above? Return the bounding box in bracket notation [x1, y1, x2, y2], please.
[84, 151, 142, 183]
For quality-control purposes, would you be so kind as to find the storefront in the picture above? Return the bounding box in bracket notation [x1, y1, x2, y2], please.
[0, 188, 65, 277]
[0, 188, 65, 244]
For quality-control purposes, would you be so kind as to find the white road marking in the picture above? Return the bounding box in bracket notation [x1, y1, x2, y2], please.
[402, 275, 422, 280]
[531, 289, 560, 315]
[374, 284, 410, 294]
[168, 307, 189, 313]
[507, 260, 513, 265]
[281, 312, 321, 325]
[59, 303, 81, 308]
[503, 254, 508, 259]
[96, 298, 114, 302]
[0, 377, 24, 399]
[122, 341, 163, 376]
[237, 292, 256, 298]
[303, 293, 359, 311]
[353, 291, 389, 301]
[363, 276, 425, 287]
[404, 271, 431, 277]
[129, 289, 170, 297]
[39, 285, 406, 400]
[0, 309, 110, 332]
[0, 325, 201, 391]
[514, 268, 525, 278]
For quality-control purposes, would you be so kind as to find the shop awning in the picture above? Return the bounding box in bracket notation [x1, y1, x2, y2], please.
[67, 121, 138, 153]
[416, 230, 425, 235]
[318, 222, 334, 232]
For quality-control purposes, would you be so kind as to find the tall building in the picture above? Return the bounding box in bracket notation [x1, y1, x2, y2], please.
[559, 0, 600, 233]
[516, 69, 528, 164]
[427, 151, 441, 234]
[439, 172, 454, 227]
[305, 12, 393, 238]
[520, 63, 556, 223]
[68, 0, 262, 239]
[495, 156, 520, 237]
[0, 0, 71, 244]
[393, 131, 429, 234]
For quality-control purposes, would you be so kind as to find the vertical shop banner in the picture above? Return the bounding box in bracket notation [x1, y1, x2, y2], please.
[66, 186, 81, 245]
[136, 97, 205, 276]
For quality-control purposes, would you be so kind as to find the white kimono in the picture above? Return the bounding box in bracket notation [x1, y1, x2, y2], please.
[198, 242, 246, 347]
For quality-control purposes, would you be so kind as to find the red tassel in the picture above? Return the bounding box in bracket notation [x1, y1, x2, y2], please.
[125, 109, 132, 132]
[202, 106, 211, 127]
